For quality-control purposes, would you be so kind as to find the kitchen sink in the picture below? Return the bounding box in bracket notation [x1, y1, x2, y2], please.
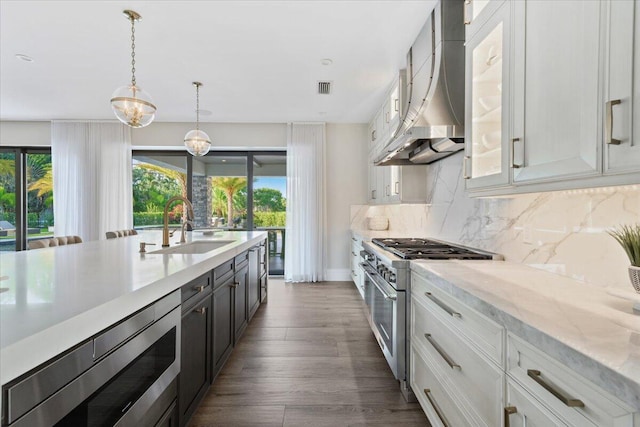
[148, 240, 235, 255]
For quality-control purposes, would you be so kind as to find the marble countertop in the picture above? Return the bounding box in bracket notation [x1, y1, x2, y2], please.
[0, 230, 267, 386]
[410, 260, 640, 409]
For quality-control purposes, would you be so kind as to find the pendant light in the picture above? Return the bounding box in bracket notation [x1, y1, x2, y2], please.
[110, 10, 156, 128]
[184, 82, 212, 156]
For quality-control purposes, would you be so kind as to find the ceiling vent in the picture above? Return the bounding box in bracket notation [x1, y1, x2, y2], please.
[317, 81, 332, 95]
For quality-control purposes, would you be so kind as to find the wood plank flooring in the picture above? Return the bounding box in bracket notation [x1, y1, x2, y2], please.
[190, 280, 429, 427]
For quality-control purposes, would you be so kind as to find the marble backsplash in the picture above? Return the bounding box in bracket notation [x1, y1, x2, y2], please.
[351, 152, 640, 290]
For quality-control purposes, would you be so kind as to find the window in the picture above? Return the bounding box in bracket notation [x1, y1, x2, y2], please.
[0, 148, 54, 251]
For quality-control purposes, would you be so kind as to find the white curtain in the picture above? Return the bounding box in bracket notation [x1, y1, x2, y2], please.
[284, 123, 326, 282]
[52, 122, 132, 241]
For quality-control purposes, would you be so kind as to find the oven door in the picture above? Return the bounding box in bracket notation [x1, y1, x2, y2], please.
[8, 304, 180, 427]
[361, 266, 405, 381]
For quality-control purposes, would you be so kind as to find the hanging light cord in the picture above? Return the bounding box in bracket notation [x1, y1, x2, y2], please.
[130, 16, 136, 86]
[196, 84, 200, 131]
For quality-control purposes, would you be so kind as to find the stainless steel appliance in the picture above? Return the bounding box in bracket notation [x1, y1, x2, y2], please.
[376, 0, 466, 166]
[360, 238, 501, 401]
[2, 291, 181, 427]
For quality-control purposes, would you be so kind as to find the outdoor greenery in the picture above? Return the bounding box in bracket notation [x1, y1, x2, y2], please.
[0, 153, 54, 240]
[132, 163, 186, 226]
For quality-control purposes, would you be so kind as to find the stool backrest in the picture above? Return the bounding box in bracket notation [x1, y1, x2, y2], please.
[29, 236, 83, 249]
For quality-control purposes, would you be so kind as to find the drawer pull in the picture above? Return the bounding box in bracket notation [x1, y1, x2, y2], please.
[424, 334, 460, 370]
[424, 292, 461, 318]
[193, 285, 205, 293]
[527, 369, 585, 408]
[229, 282, 239, 288]
[504, 406, 517, 427]
[423, 389, 450, 427]
[193, 307, 206, 315]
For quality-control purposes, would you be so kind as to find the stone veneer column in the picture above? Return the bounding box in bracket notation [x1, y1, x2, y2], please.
[191, 175, 209, 228]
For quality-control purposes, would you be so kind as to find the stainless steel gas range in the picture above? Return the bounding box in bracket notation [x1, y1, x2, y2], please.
[359, 237, 502, 401]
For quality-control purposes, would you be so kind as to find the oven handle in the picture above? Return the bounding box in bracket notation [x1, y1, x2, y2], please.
[362, 266, 397, 301]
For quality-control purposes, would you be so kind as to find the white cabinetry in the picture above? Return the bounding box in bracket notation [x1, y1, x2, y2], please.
[464, 1, 511, 190]
[350, 233, 364, 298]
[410, 269, 637, 427]
[511, 0, 601, 184]
[464, 0, 640, 196]
[605, 0, 640, 173]
[368, 162, 428, 205]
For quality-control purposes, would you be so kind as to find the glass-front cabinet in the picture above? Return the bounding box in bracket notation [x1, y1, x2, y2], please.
[464, 1, 511, 190]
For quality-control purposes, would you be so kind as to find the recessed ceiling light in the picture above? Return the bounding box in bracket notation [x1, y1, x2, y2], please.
[15, 54, 34, 62]
[221, 159, 227, 163]
[196, 109, 212, 116]
[321, 58, 333, 66]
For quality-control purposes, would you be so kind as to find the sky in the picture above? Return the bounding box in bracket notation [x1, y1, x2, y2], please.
[254, 177, 286, 196]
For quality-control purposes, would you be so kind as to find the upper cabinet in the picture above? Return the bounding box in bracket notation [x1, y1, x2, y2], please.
[464, 1, 511, 190]
[511, 0, 601, 184]
[465, 0, 640, 196]
[605, 0, 640, 174]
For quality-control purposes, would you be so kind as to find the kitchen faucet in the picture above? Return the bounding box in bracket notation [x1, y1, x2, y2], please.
[162, 196, 195, 247]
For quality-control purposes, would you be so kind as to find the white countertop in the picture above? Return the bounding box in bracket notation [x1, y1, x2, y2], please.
[410, 260, 640, 408]
[0, 230, 267, 387]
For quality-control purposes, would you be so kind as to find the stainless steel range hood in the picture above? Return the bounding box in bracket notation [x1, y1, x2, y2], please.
[375, 0, 465, 166]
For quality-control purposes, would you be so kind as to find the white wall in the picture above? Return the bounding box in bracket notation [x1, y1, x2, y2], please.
[325, 123, 368, 280]
[0, 121, 50, 146]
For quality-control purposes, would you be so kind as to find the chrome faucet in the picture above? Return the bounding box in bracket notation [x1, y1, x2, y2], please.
[162, 196, 195, 247]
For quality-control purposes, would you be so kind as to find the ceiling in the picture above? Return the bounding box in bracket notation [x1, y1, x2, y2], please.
[0, 0, 436, 124]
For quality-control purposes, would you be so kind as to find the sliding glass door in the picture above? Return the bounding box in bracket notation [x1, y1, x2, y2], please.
[0, 148, 54, 251]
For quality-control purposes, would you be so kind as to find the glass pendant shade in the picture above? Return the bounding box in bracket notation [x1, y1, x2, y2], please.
[184, 129, 212, 156]
[110, 84, 156, 128]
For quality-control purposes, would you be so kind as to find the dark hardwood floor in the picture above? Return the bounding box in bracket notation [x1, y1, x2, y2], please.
[189, 279, 428, 426]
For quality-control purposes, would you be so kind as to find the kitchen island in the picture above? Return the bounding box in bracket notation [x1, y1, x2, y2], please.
[0, 230, 267, 426]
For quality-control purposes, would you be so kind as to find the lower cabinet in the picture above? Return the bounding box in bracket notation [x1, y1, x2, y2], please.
[233, 263, 249, 342]
[156, 400, 179, 427]
[179, 297, 212, 424]
[410, 270, 637, 427]
[212, 275, 234, 379]
[247, 247, 261, 320]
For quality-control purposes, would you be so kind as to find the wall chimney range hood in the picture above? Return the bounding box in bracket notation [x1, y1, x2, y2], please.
[375, 0, 465, 166]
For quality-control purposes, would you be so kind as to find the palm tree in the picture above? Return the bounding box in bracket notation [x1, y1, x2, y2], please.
[0, 159, 14, 176]
[135, 163, 187, 198]
[211, 177, 247, 225]
[28, 166, 53, 197]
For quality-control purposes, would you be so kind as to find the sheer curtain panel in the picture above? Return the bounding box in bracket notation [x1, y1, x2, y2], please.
[284, 123, 327, 282]
[52, 122, 132, 241]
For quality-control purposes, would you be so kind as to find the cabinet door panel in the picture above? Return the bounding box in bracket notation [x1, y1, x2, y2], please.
[234, 265, 249, 343]
[605, 0, 640, 173]
[180, 297, 211, 423]
[212, 279, 234, 377]
[513, 0, 601, 183]
[248, 247, 260, 320]
[506, 379, 569, 427]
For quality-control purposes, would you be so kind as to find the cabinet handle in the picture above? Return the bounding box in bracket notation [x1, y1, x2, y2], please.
[605, 99, 622, 145]
[386, 185, 390, 196]
[394, 181, 399, 195]
[351, 251, 358, 256]
[193, 285, 205, 293]
[229, 282, 239, 288]
[511, 138, 523, 168]
[424, 334, 460, 370]
[385, 112, 390, 123]
[463, 0, 471, 25]
[372, 130, 377, 141]
[504, 406, 517, 427]
[394, 98, 399, 112]
[193, 307, 206, 315]
[425, 292, 461, 318]
[462, 156, 470, 179]
[372, 190, 377, 200]
[527, 369, 585, 407]
[423, 389, 450, 427]
[351, 237, 357, 241]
